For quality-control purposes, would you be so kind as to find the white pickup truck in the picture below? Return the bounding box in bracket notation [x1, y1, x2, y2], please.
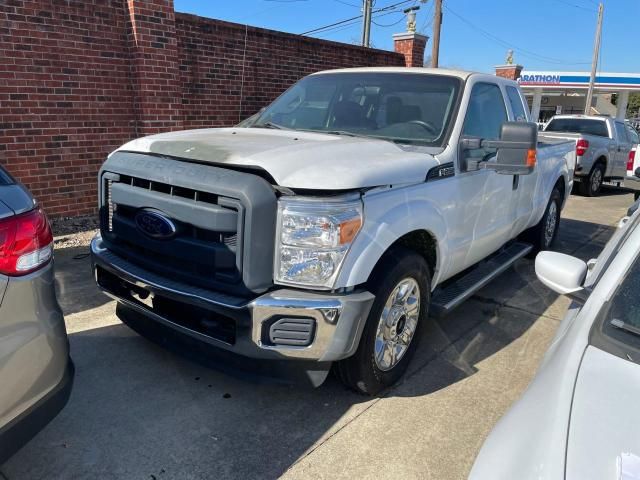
[91, 67, 575, 394]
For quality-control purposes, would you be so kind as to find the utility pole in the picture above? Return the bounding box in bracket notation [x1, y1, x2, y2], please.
[585, 2, 604, 114]
[431, 0, 442, 67]
[361, 0, 373, 47]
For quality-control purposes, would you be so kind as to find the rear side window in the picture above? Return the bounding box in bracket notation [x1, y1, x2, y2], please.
[0, 167, 13, 185]
[615, 122, 629, 143]
[545, 118, 609, 137]
[506, 86, 528, 122]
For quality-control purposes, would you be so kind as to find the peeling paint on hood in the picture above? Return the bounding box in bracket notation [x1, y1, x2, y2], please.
[115, 128, 441, 190]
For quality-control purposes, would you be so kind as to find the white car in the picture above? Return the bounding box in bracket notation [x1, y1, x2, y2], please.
[471, 205, 640, 479]
[625, 124, 640, 199]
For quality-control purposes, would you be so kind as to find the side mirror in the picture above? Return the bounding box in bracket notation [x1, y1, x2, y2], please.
[490, 122, 538, 175]
[535, 251, 588, 302]
[460, 122, 538, 175]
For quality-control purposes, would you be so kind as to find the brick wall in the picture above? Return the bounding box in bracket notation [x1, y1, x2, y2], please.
[176, 14, 405, 128]
[1, 0, 137, 217]
[1, 0, 406, 218]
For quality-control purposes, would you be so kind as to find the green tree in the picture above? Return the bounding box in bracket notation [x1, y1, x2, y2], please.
[611, 93, 640, 118]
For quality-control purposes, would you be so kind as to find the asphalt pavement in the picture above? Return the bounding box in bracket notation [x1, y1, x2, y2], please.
[1, 188, 634, 480]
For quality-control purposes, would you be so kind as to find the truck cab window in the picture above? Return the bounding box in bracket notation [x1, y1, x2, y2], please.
[461, 82, 507, 168]
[615, 122, 629, 143]
[506, 86, 527, 122]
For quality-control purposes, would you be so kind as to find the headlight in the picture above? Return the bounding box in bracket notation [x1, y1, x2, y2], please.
[275, 196, 363, 288]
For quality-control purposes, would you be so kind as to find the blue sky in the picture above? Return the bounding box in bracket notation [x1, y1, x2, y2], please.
[174, 0, 638, 74]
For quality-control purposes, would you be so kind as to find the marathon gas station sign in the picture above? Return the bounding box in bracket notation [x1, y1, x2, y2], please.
[518, 71, 640, 91]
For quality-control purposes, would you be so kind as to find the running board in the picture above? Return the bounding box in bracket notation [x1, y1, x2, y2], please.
[430, 242, 533, 318]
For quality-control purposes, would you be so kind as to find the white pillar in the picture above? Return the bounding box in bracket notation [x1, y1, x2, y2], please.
[530, 89, 543, 123]
[617, 90, 629, 120]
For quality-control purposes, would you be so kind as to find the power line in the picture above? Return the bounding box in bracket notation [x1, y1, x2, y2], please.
[549, 0, 597, 12]
[372, 12, 404, 27]
[443, 4, 592, 66]
[331, 0, 360, 7]
[301, 0, 414, 35]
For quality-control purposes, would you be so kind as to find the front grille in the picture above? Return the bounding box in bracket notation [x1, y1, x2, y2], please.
[101, 173, 244, 293]
[99, 152, 277, 296]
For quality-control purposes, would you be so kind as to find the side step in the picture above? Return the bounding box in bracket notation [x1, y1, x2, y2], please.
[430, 242, 532, 318]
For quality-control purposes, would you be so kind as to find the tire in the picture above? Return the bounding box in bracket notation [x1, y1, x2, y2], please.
[579, 162, 605, 197]
[335, 246, 431, 395]
[522, 187, 562, 255]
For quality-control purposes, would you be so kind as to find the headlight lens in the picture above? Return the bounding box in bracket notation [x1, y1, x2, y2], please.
[275, 197, 363, 288]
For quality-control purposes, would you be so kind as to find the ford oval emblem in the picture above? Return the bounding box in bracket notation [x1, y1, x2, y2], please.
[134, 209, 177, 240]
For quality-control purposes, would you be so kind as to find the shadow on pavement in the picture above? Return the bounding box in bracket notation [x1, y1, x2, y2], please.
[1, 214, 619, 479]
[53, 246, 111, 316]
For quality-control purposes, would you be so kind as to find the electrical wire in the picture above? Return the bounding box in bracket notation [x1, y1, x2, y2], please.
[332, 0, 361, 7]
[443, 4, 592, 66]
[301, 0, 414, 35]
[549, 0, 597, 12]
[372, 11, 404, 27]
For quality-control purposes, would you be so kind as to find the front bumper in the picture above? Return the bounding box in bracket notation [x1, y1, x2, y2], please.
[91, 236, 375, 364]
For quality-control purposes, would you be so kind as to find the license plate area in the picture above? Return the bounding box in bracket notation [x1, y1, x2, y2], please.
[97, 266, 236, 345]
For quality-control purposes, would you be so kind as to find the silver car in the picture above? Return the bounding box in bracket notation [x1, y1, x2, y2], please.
[0, 165, 73, 463]
[470, 203, 640, 479]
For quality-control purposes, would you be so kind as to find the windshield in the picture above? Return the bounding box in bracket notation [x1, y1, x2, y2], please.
[248, 72, 462, 146]
[545, 118, 609, 137]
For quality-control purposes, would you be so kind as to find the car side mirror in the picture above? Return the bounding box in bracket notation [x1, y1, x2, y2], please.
[535, 251, 589, 303]
[461, 122, 538, 175]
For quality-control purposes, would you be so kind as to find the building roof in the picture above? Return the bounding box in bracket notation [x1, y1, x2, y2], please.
[519, 71, 640, 91]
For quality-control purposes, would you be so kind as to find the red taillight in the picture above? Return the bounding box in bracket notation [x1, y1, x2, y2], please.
[576, 139, 589, 156]
[628, 150, 636, 172]
[0, 207, 53, 276]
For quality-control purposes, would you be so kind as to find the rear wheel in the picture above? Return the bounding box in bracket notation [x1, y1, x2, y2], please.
[579, 162, 605, 197]
[335, 247, 430, 395]
[522, 187, 562, 255]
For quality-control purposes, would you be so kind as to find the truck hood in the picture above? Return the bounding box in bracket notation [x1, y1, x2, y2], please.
[115, 128, 440, 190]
[566, 346, 640, 480]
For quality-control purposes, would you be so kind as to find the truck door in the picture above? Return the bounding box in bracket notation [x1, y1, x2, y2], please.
[505, 85, 539, 234]
[457, 82, 517, 267]
[614, 121, 632, 178]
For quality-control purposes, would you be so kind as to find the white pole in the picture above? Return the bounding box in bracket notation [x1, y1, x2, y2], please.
[585, 3, 604, 114]
[617, 91, 630, 121]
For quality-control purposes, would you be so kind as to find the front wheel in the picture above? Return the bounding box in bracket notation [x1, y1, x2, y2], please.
[335, 247, 430, 395]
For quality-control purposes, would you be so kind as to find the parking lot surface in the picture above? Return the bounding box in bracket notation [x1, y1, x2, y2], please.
[1, 189, 634, 480]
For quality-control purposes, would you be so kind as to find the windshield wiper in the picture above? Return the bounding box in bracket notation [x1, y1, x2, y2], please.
[324, 130, 361, 137]
[253, 122, 288, 130]
[610, 318, 640, 337]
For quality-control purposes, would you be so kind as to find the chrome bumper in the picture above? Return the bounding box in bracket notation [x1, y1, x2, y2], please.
[91, 236, 374, 362]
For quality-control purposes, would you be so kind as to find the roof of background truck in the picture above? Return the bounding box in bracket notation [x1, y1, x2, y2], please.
[310, 67, 509, 83]
[550, 114, 615, 122]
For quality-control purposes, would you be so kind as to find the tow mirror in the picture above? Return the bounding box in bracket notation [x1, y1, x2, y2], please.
[461, 122, 538, 175]
[535, 251, 588, 303]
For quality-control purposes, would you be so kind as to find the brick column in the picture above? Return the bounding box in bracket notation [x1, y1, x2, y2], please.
[393, 33, 428, 67]
[495, 64, 524, 81]
[126, 0, 182, 135]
